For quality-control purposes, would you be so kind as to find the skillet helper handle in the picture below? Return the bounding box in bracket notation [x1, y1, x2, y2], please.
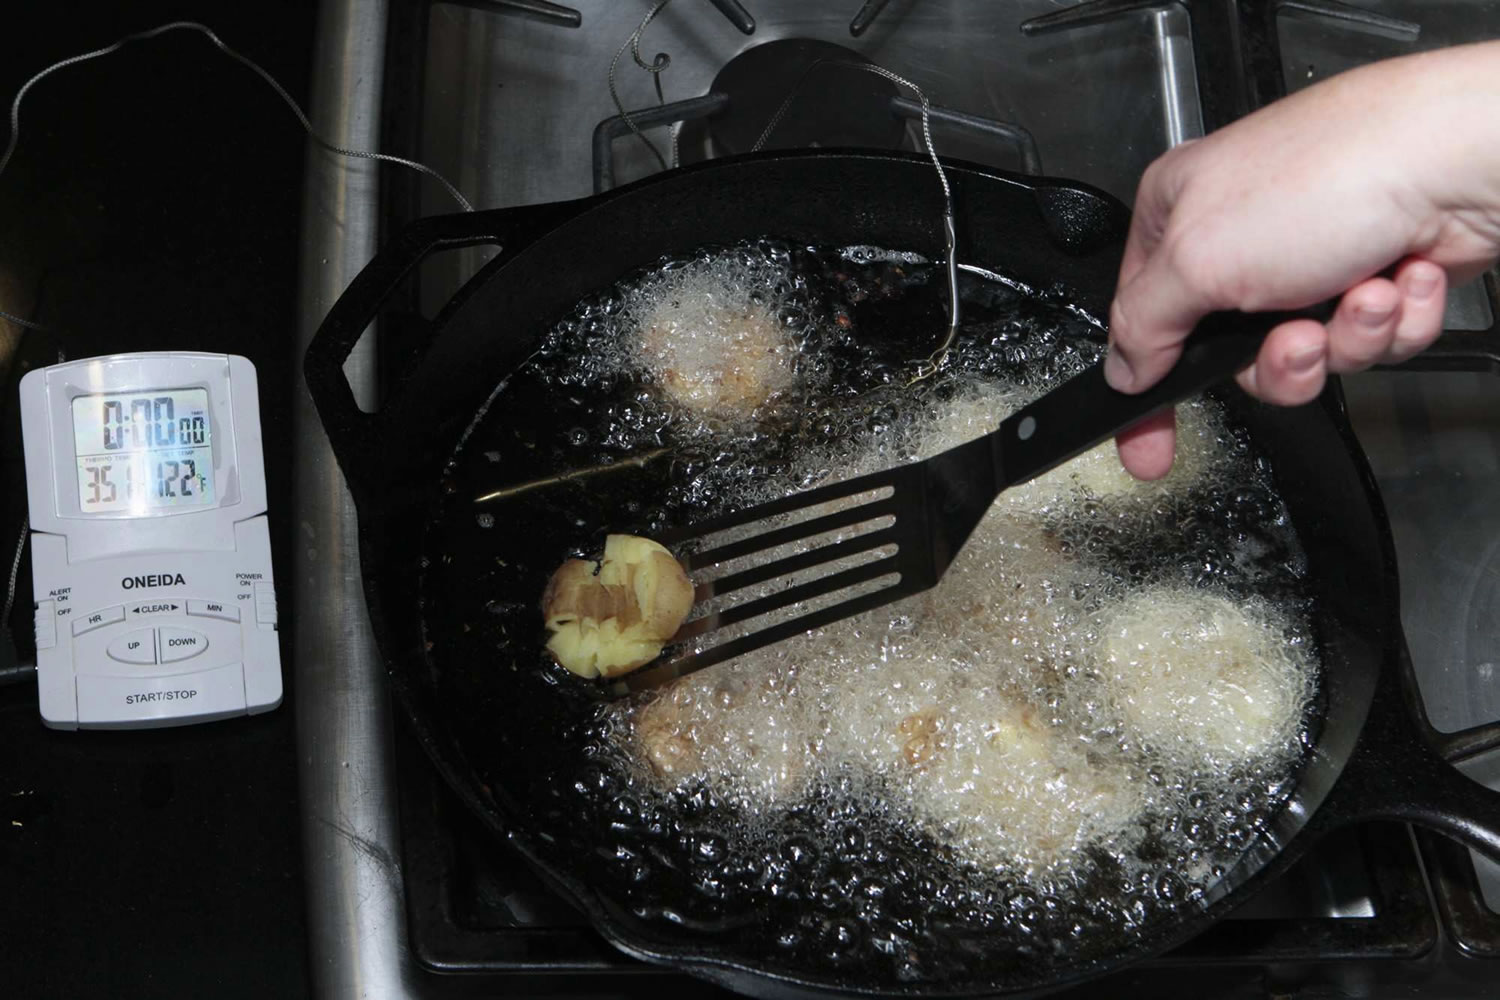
[303, 202, 588, 488]
[998, 307, 1324, 489]
[1319, 671, 1500, 861]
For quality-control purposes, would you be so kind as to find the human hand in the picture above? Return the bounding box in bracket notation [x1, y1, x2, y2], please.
[1106, 41, 1500, 479]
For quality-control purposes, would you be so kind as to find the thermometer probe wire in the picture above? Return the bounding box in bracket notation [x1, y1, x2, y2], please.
[0, 20, 477, 333]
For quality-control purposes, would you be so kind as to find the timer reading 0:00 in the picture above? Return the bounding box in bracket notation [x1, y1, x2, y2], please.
[101, 396, 208, 452]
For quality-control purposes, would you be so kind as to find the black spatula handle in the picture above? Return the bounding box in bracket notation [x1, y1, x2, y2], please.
[996, 307, 1329, 489]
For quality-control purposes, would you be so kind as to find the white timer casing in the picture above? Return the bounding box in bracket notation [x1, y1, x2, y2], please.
[20, 353, 281, 729]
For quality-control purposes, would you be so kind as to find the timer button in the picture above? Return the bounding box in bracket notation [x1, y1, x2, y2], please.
[107, 629, 158, 665]
[76, 664, 246, 726]
[72, 604, 126, 636]
[159, 627, 208, 663]
[187, 600, 239, 622]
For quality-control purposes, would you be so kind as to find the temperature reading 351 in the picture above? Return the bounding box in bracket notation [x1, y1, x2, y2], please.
[71, 388, 215, 513]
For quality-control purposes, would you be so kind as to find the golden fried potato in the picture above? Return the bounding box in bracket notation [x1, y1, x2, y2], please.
[543, 534, 694, 678]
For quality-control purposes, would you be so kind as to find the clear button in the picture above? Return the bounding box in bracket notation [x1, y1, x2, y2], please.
[128, 600, 184, 619]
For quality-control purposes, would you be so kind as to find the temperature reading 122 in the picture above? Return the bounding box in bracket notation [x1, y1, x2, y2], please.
[71, 388, 215, 514]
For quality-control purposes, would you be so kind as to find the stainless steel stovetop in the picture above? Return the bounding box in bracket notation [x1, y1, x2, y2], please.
[293, 1, 1500, 995]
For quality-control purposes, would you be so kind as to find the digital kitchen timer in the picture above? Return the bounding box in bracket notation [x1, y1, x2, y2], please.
[19, 353, 281, 729]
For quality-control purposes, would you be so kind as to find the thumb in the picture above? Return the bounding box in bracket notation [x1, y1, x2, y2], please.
[1104, 238, 1219, 393]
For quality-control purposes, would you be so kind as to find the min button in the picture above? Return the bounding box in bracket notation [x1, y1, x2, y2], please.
[187, 600, 240, 623]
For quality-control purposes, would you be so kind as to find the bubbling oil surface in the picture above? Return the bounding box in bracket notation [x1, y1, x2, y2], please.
[428, 240, 1319, 990]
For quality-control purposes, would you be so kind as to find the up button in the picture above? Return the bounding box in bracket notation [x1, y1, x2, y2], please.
[159, 626, 209, 663]
[107, 629, 157, 665]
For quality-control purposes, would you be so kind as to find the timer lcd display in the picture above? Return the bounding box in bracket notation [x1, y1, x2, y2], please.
[71, 388, 215, 514]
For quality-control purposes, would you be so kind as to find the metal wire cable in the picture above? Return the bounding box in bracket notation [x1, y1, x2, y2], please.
[0, 306, 44, 331]
[0, 339, 65, 641]
[654, 72, 680, 171]
[752, 61, 950, 204]
[0, 337, 58, 632]
[0, 21, 474, 213]
[0, 20, 477, 332]
[607, 0, 675, 173]
[1, 514, 28, 632]
[753, 59, 961, 380]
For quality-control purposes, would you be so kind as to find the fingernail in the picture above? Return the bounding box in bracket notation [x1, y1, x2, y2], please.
[1407, 272, 1440, 300]
[1104, 347, 1135, 391]
[1287, 341, 1325, 372]
[1354, 304, 1394, 327]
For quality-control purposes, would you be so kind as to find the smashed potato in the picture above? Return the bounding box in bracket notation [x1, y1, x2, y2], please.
[635, 685, 705, 780]
[639, 300, 795, 420]
[543, 534, 694, 679]
[632, 672, 814, 802]
[910, 695, 1144, 874]
[1093, 589, 1314, 765]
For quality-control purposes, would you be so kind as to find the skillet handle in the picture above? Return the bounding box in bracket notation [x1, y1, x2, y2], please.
[1315, 668, 1500, 860]
[303, 200, 595, 492]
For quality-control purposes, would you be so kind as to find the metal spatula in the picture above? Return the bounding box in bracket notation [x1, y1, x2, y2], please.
[617, 311, 1296, 694]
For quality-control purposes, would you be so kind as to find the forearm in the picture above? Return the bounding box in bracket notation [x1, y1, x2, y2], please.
[1359, 41, 1500, 264]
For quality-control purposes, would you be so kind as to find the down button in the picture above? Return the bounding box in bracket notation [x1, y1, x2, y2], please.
[158, 626, 209, 663]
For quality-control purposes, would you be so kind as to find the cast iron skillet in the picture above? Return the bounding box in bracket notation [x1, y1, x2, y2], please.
[305, 150, 1500, 998]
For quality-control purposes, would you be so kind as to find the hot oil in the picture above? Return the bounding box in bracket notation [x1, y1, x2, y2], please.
[427, 241, 1320, 989]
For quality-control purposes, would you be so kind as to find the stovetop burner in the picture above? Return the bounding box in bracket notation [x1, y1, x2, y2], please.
[680, 39, 904, 161]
